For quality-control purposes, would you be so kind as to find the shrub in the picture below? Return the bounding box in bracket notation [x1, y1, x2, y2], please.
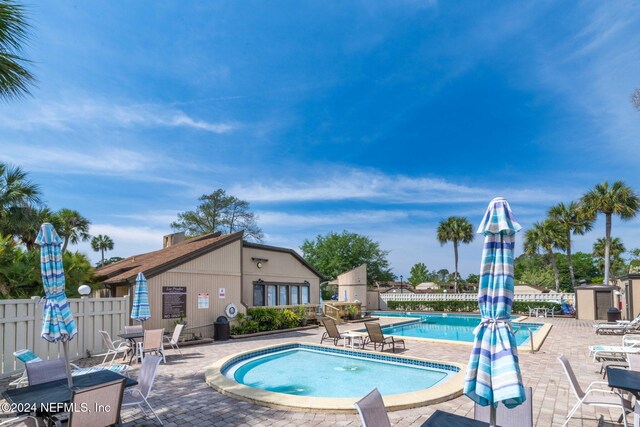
[280, 309, 300, 329]
[231, 307, 302, 335]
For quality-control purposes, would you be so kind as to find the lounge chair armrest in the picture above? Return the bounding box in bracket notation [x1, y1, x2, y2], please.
[115, 341, 130, 350]
[69, 363, 81, 370]
[583, 388, 620, 397]
[584, 382, 619, 394]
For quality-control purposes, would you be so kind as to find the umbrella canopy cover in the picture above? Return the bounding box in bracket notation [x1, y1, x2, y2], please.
[35, 223, 77, 343]
[464, 198, 525, 409]
[131, 272, 151, 322]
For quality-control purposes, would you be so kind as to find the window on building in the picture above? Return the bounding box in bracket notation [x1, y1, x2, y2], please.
[301, 286, 310, 304]
[253, 282, 312, 306]
[253, 284, 265, 306]
[279, 285, 289, 305]
[267, 285, 277, 306]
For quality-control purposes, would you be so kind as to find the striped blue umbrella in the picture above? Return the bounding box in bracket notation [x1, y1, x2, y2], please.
[131, 272, 151, 322]
[464, 198, 525, 425]
[35, 223, 77, 387]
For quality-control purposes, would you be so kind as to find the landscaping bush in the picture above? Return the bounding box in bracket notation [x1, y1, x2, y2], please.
[231, 307, 302, 335]
[387, 300, 561, 315]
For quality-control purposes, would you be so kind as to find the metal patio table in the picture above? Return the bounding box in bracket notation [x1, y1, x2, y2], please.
[422, 410, 491, 426]
[118, 332, 145, 364]
[607, 367, 640, 427]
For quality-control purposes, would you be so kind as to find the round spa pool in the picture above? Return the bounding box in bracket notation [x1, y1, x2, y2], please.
[205, 342, 465, 412]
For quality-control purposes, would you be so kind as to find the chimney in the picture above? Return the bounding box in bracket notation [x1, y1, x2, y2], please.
[163, 232, 186, 248]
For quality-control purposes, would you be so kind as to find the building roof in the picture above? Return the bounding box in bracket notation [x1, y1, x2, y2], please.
[95, 231, 244, 285]
[242, 241, 325, 280]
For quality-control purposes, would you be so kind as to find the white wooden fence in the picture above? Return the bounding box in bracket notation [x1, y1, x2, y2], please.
[0, 296, 129, 378]
[380, 292, 574, 303]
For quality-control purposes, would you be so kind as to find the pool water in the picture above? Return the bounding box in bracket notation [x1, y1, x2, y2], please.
[371, 312, 540, 345]
[225, 348, 452, 397]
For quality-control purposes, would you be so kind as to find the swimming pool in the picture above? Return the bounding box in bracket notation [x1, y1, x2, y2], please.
[206, 342, 465, 412]
[370, 312, 543, 346]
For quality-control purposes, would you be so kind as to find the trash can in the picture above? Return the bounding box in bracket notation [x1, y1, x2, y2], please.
[214, 316, 230, 341]
[607, 307, 621, 323]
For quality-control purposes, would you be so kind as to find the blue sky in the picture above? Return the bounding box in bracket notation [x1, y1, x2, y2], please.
[2, 1, 640, 278]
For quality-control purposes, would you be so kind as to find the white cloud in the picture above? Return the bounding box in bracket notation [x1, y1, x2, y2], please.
[257, 210, 416, 227]
[232, 168, 564, 205]
[0, 98, 235, 134]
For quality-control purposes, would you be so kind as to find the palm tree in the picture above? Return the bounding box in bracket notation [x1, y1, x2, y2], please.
[548, 201, 595, 288]
[7, 205, 55, 250]
[91, 234, 114, 266]
[0, 1, 35, 99]
[582, 181, 640, 285]
[436, 216, 474, 293]
[0, 163, 40, 233]
[55, 209, 91, 253]
[524, 220, 567, 292]
[593, 237, 626, 277]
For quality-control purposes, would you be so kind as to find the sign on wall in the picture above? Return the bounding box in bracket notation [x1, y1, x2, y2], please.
[162, 286, 187, 319]
[218, 288, 226, 299]
[198, 292, 209, 309]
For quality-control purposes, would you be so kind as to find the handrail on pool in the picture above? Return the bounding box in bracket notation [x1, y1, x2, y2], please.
[512, 325, 535, 353]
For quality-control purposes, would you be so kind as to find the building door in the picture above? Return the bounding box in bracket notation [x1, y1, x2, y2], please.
[595, 291, 612, 320]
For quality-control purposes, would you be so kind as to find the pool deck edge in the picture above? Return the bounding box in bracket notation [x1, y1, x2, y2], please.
[204, 341, 466, 413]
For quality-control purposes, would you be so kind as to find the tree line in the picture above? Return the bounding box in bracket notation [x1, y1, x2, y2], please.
[0, 163, 122, 297]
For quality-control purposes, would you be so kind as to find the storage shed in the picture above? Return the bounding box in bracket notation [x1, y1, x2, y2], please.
[618, 274, 640, 320]
[575, 284, 617, 321]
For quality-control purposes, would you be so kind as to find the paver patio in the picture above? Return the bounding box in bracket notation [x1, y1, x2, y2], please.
[0, 316, 630, 426]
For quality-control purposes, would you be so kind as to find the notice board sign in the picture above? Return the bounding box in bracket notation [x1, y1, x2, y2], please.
[162, 286, 187, 319]
[218, 288, 226, 299]
[198, 292, 209, 309]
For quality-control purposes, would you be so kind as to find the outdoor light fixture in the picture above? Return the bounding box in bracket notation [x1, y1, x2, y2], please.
[78, 284, 91, 296]
[252, 257, 269, 268]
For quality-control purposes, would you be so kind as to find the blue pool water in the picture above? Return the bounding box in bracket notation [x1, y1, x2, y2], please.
[224, 346, 456, 397]
[370, 312, 541, 345]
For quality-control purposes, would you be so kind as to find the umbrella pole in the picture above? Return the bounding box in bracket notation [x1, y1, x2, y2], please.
[489, 405, 496, 427]
[62, 340, 74, 388]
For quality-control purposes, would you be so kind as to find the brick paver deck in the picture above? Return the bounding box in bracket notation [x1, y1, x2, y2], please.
[1, 316, 631, 426]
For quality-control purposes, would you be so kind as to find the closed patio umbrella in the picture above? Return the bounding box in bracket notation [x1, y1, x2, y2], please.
[131, 272, 151, 324]
[35, 223, 77, 388]
[464, 198, 526, 426]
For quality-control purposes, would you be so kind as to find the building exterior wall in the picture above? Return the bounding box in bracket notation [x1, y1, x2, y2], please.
[576, 289, 596, 320]
[242, 247, 320, 307]
[336, 264, 367, 309]
[631, 279, 640, 319]
[514, 285, 543, 294]
[143, 240, 243, 334]
[367, 290, 382, 310]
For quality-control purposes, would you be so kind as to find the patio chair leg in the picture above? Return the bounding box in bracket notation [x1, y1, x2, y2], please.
[142, 397, 164, 426]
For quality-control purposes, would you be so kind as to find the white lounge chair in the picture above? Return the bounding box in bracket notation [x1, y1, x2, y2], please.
[99, 330, 131, 364]
[594, 315, 640, 335]
[138, 328, 166, 363]
[121, 355, 164, 425]
[474, 387, 533, 427]
[354, 388, 391, 427]
[49, 378, 126, 427]
[589, 337, 640, 362]
[558, 354, 632, 427]
[163, 324, 184, 355]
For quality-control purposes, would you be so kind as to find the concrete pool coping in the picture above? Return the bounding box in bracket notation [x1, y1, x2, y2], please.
[204, 341, 466, 413]
[353, 314, 553, 353]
